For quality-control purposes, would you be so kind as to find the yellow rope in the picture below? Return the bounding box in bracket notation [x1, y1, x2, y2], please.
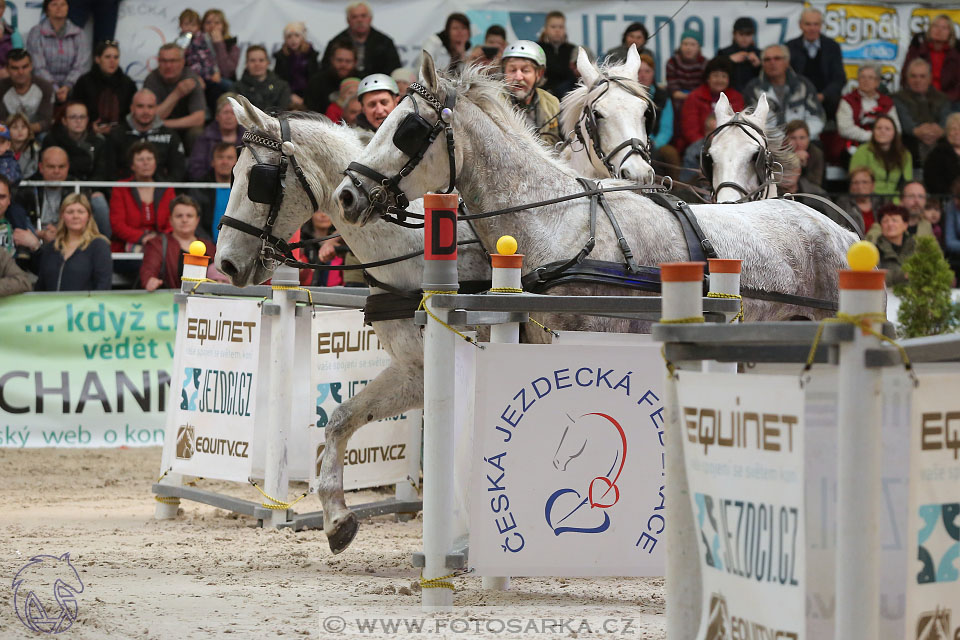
[272, 284, 313, 306]
[181, 276, 217, 294]
[489, 287, 523, 293]
[250, 481, 308, 511]
[658, 316, 705, 377]
[154, 467, 179, 504]
[419, 568, 473, 591]
[803, 311, 913, 376]
[659, 316, 706, 325]
[707, 292, 744, 323]
[420, 291, 484, 349]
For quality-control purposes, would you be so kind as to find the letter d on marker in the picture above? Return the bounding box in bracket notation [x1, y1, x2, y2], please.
[423, 193, 460, 291]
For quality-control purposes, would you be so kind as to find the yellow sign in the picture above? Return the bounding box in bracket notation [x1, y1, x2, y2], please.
[824, 3, 900, 60]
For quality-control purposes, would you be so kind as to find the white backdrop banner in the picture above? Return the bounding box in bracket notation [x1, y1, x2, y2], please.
[167, 296, 262, 483]
[102, 0, 954, 92]
[468, 342, 666, 577]
[676, 371, 806, 640]
[906, 373, 960, 640]
[307, 309, 420, 493]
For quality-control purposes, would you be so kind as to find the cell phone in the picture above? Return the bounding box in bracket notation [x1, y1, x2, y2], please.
[481, 46, 499, 58]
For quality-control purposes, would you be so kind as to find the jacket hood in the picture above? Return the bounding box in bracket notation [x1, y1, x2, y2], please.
[125, 112, 164, 132]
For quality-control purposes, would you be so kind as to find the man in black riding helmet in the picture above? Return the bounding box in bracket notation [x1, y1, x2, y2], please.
[355, 73, 400, 132]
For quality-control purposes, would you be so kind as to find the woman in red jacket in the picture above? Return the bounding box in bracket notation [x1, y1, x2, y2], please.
[680, 56, 744, 151]
[109, 141, 175, 251]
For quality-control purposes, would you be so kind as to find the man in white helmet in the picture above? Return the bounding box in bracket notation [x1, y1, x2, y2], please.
[356, 73, 400, 131]
[502, 40, 561, 146]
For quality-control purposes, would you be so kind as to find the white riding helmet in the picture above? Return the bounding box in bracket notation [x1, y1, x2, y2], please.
[502, 40, 547, 67]
[357, 73, 399, 98]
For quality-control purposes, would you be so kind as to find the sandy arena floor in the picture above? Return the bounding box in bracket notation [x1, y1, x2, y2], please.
[0, 447, 665, 639]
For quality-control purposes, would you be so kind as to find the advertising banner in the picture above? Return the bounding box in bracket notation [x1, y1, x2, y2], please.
[307, 309, 420, 493]
[676, 371, 806, 640]
[906, 373, 960, 640]
[468, 342, 666, 577]
[168, 296, 262, 483]
[0, 292, 177, 448]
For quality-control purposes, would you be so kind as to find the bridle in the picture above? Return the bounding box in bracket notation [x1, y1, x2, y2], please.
[574, 74, 655, 178]
[217, 114, 322, 268]
[700, 114, 781, 203]
[343, 81, 457, 228]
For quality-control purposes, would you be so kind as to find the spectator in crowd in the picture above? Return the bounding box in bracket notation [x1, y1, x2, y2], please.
[536, 11, 577, 98]
[902, 14, 960, 103]
[108, 141, 174, 251]
[174, 9, 200, 49]
[71, 40, 137, 135]
[41, 101, 107, 181]
[16, 146, 88, 239]
[305, 39, 358, 114]
[605, 23, 652, 65]
[467, 25, 508, 66]
[666, 30, 706, 118]
[290, 210, 344, 287]
[785, 120, 824, 186]
[743, 45, 825, 138]
[874, 204, 920, 286]
[143, 43, 206, 146]
[781, 168, 858, 232]
[837, 64, 900, 153]
[0, 123, 20, 184]
[502, 41, 561, 147]
[0, 49, 54, 133]
[681, 113, 715, 183]
[26, 0, 89, 104]
[893, 58, 950, 165]
[24, 193, 111, 291]
[322, 2, 400, 77]
[67, 0, 119, 51]
[785, 8, 845, 119]
[273, 22, 319, 110]
[195, 9, 240, 110]
[0, 175, 32, 257]
[8, 112, 39, 177]
[235, 45, 290, 113]
[391, 68, 415, 96]
[641, 53, 680, 178]
[0, 0, 24, 77]
[421, 12, 472, 75]
[107, 89, 186, 181]
[718, 18, 761, 94]
[140, 194, 220, 290]
[188, 93, 241, 182]
[866, 180, 935, 242]
[945, 181, 960, 272]
[355, 73, 399, 132]
[187, 141, 235, 238]
[838, 166, 880, 230]
[680, 56, 743, 151]
[924, 113, 960, 196]
[0, 247, 30, 295]
[324, 77, 360, 124]
[924, 200, 944, 244]
[849, 114, 912, 195]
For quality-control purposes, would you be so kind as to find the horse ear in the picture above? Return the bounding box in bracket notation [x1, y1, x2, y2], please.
[232, 95, 267, 131]
[714, 92, 734, 124]
[420, 50, 440, 94]
[622, 44, 642, 80]
[753, 93, 770, 126]
[576, 47, 599, 87]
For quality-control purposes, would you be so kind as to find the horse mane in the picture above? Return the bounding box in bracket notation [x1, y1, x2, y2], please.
[740, 105, 801, 178]
[559, 65, 652, 141]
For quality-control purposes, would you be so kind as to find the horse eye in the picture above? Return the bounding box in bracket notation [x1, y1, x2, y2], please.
[593, 110, 604, 120]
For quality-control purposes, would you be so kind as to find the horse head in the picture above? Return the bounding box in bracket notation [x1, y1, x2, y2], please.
[704, 92, 777, 204]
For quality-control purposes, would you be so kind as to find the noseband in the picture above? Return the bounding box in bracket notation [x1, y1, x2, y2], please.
[217, 114, 322, 268]
[343, 81, 457, 228]
[574, 75, 654, 178]
[700, 115, 781, 203]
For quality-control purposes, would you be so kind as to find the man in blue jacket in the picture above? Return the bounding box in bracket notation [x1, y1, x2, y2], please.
[785, 8, 846, 120]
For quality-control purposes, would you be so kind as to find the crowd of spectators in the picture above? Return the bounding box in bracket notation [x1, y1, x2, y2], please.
[2, 2, 960, 298]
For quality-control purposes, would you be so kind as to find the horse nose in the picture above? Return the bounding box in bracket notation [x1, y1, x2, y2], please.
[336, 182, 364, 220]
[220, 258, 239, 279]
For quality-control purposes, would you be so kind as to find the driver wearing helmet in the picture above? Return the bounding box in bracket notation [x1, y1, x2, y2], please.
[502, 40, 561, 146]
[356, 73, 401, 132]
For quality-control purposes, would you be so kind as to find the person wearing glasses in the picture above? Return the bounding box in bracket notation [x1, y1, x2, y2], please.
[40, 101, 108, 181]
[742, 44, 825, 139]
[71, 40, 136, 136]
[26, 0, 89, 104]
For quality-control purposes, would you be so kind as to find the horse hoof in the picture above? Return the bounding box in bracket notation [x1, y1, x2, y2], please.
[327, 512, 359, 554]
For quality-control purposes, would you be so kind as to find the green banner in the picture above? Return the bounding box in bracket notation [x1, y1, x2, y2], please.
[0, 292, 177, 448]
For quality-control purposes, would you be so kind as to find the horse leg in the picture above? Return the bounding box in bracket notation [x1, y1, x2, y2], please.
[317, 362, 423, 554]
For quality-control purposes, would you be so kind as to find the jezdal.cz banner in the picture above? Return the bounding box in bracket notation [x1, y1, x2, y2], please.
[0, 292, 177, 448]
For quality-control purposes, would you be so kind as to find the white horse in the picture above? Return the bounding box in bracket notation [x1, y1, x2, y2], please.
[559, 45, 656, 182]
[335, 54, 858, 330]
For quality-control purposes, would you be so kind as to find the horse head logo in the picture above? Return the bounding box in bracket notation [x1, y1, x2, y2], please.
[545, 412, 627, 535]
[12, 553, 85, 634]
[705, 592, 731, 640]
[176, 424, 196, 460]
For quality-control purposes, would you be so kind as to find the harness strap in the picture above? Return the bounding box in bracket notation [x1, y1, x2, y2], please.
[592, 179, 641, 274]
[782, 192, 865, 239]
[281, 116, 319, 213]
[526, 179, 599, 287]
[363, 279, 494, 324]
[646, 192, 718, 265]
[458, 183, 668, 222]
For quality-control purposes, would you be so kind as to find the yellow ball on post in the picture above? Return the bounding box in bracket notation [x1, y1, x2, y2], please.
[188, 240, 207, 257]
[847, 241, 879, 271]
[496, 235, 518, 256]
